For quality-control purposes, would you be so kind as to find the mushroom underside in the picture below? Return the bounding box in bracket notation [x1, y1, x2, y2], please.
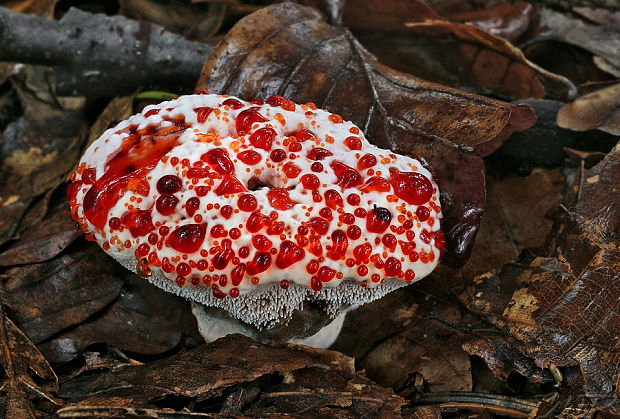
[126, 258, 408, 330]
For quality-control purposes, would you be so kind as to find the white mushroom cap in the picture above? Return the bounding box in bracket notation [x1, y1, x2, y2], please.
[68, 93, 443, 329]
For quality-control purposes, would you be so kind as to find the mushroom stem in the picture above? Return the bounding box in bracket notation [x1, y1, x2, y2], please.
[191, 303, 346, 349]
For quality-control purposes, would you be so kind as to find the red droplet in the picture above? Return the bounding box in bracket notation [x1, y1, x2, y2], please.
[237, 150, 262, 165]
[327, 230, 348, 260]
[247, 252, 272, 275]
[67, 180, 83, 201]
[231, 263, 246, 285]
[236, 107, 268, 133]
[359, 176, 390, 193]
[308, 217, 329, 235]
[420, 229, 432, 244]
[166, 224, 206, 253]
[331, 161, 363, 189]
[270, 148, 287, 162]
[416, 206, 430, 222]
[82, 168, 96, 184]
[319, 207, 333, 220]
[286, 129, 316, 142]
[215, 175, 246, 196]
[195, 106, 213, 123]
[220, 205, 233, 219]
[156, 194, 179, 215]
[212, 248, 234, 270]
[339, 213, 355, 224]
[280, 280, 290, 289]
[366, 207, 391, 233]
[266, 221, 285, 236]
[144, 108, 160, 117]
[311, 162, 323, 172]
[267, 188, 296, 210]
[317, 266, 336, 282]
[282, 162, 301, 178]
[347, 193, 361, 206]
[382, 234, 397, 251]
[301, 174, 320, 190]
[288, 141, 302, 152]
[122, 209, 155, 237]
[276, 240, 305, 269]
[249, 127, 276, 151]
[222, 98, 244, 109]
[202, 148, 234, 175]
[324, 189, 343, 209]
[238, 194, 257, 212]
[187, 167, 209, 179]
[347, 225, 362, 240]
[307, 235, 323, 256]
[157, 175, 182, 194]
[311, 276, 322, 291]
[433, 230, 446, 255]
[344, 136, 362, 150]
[353, 243, 372, 261]
[357, 153, 377, 170]
[109, 217, 121, 230]
[389, 169, 433, 205]
[246, 211, 266, 233]
[307, 148, 333, 160]
[252, 234, 272, 251]
[384, 257, 401, 277]
[186, 197, 200, 216]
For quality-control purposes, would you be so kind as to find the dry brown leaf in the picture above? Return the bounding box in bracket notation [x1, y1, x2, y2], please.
[0, 245, 124, 344]
[557, 83, 620, 135]
[58, 334, 407, 416]
[0, 303, 60, 418]
[85, 95, 135, 151]
[0, 197, 79, 266]
[197, 2, 536, 266]
[461, 143, 620, 407]
[119, 0, 226, 42]
[540, 8, 620, 78]
[400, 20, 576, 100]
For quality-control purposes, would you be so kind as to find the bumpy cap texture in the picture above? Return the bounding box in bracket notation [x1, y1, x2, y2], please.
[68, 93, 444, 328]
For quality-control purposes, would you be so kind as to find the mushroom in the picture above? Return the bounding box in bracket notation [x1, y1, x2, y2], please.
[68, 92, 444, 348]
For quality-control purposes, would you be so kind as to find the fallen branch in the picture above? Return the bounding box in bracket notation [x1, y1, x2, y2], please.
[0, 7, 213, 96]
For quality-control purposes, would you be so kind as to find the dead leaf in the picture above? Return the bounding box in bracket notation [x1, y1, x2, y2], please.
[446, 2, 534, 43]
[456, 169, 565, 279]
[38, 274, 200, 363]
[332, 286, 472, 393]
[0, 244, 124, 344]
[0, 73, 86, 246]
[197, 2, 536, 267]
[539, 8, 620, 78]
[0, 302, 60, 418]
[461, 142, 620, 407]
[398, 20, 576, 100]
[557, 83, 620, 135]
[58, 334, 407, 416]
[0, 195, 80, 266]
[119, 0, 226, 42]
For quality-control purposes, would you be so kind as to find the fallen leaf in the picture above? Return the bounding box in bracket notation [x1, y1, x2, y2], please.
[557, 83, 620, 135]
[197, 2, 536, 266]
[0, 302, 60, 418]
[38, 274, 200, 363]
[85, 95, 135, 150]
[398, 20, 575, 100]
[58, 334, 407, 416]
[0, 74, 86, 246]
[332, 286, 472, 393]
[446, 2, 534, 43]
[539, 8, 620, 78]
[461, 142, 620, 407]
[0, 195, 79, 266]
[455, 169, 565, 279]
[119, 0, 226, 42]
[0, 244, 124, 344]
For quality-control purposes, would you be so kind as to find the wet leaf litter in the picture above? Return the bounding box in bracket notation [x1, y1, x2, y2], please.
[0, 0, 618, 416]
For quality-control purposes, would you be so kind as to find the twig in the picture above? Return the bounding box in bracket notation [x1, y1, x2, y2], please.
[522, 0, 619, 10]
[417, 391, 540, 417]
[0, 7, 213, 96]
